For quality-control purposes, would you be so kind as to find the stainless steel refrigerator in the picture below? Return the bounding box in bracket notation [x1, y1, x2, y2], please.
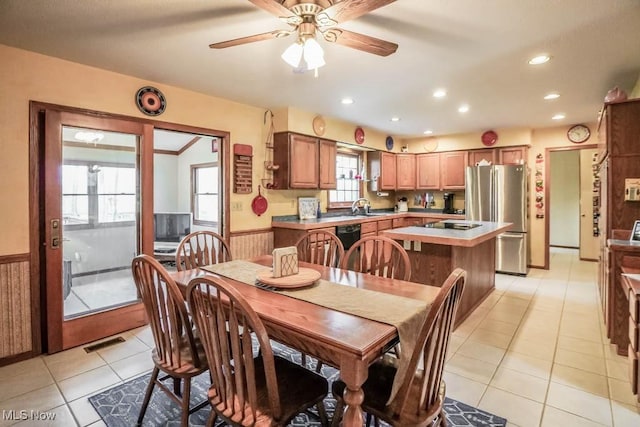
[466, 165, 528, 275]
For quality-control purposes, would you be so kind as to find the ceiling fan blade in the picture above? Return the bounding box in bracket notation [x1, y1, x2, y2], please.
[209, 30, 291, 49]
[248, 0, 296, 19]
[316, 0, 397, 27]
[323, 28, 398, 56]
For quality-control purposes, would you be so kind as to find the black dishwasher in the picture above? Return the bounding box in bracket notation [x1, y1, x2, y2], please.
[335, 224, 361, 249]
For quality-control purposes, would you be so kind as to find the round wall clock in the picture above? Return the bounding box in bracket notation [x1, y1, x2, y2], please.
[481, 130, 498, 146]
[135, 86, 167, 116]
[312, 115, 326, 136]
[567, 124, 590, 143]
[354, 127, 365, 144]
[385, 136, 394, 150]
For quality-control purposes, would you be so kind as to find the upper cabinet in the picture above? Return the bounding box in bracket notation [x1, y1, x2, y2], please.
[272, 132, 336, 189]
[468, 149, 496, 166]
[440, 151, 468, 189]
[416, 153, 440, 190]
[468, 146, 529, 166]
[318, 139, 337, 189]
[415, 152, 466, 190]
[498, 146, 528, 165]
[396, 154, 416, 190]
[369, 151, 397, 190]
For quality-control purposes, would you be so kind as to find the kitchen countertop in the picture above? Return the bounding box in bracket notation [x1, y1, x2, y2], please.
[381, 220, 513, 248]
[271, 211, 465, 230]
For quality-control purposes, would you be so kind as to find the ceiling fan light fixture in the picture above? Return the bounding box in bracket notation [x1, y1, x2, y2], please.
[281, 41, 304, 68]
[303, 37, 325, 70]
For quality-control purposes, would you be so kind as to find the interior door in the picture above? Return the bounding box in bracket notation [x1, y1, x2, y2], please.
[579, 148, 599, 260]
[44, 110, 152, 353]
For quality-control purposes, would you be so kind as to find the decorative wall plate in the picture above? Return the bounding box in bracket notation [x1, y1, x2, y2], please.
[354, 127, 365, 144]
[423, 139, 438, 152]
[385, 136, 394, 150]
[135, 86, 166, 116]
[312, 115, 326, 136]
[481, 130, 498, 146]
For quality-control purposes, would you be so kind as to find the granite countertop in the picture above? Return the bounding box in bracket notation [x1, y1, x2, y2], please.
[271, 211, 465, 230]
[380, 220, 513, 248]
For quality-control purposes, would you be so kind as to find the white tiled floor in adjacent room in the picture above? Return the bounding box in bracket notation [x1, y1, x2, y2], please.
[1, 248, 639, 426]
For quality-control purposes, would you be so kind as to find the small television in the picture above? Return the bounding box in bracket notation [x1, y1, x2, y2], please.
[154, 213, 191, 243]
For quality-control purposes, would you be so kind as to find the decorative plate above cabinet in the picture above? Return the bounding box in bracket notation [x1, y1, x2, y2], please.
[481, 130, 498, 147]
[312, 115, 326, 136]
[385, 136, 394, 151]
[354, 127, 365, 144]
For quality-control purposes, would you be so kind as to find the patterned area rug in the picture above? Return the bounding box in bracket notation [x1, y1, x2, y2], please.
[89, 343, 507, 427]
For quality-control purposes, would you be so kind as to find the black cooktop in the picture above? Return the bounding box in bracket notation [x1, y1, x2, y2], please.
[424, 222, 482, 230]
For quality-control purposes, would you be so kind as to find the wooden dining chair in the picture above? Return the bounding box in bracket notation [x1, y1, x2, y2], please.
[294, 230, 345, 371]
[131, 254, 208, 427]
[175, 230, 232, 271]
[331, 268, 466, 427]
[186, 275, 329, 427]
[295, 230, 345, 268]
[342, 235, 412, 281]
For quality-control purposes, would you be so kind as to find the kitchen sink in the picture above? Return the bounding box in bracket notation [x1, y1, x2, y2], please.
[354, 212, 389, 217]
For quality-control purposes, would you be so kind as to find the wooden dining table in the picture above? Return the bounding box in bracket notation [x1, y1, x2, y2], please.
[170, 255, 441, 426]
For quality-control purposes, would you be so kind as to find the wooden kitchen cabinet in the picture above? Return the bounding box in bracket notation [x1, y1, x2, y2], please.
[440, 151, 467, 189]
[360, 221, 377, 238]
[369, 151, 396, 190]
[319, 139, 337, 189]
[498, 146, 527, 165]
[416, 153, 440, 190]
[396, 154, 416, 189]
[597, 99, 640, 358]
[273, 132, 336, 189]
[468, 149, 496, 166]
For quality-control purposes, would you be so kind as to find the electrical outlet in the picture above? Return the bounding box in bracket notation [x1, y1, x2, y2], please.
[231, 202, 243, 212]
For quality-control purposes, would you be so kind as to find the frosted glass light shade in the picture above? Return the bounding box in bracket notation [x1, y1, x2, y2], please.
[303, 38, 325, 69]
[281, 41, 303, 68]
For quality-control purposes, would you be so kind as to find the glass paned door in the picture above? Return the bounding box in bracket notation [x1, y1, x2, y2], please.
[61, 127, 140, 319]
[44, 110, 150, 353]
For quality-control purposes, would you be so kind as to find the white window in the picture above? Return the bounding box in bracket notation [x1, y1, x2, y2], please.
[192, 163, 219, 225]
[62, 162, 136, 227]
[328, 152, 362, 208]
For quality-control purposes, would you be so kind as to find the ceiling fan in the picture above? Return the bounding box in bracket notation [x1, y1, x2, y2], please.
[209, 0, 398, 70]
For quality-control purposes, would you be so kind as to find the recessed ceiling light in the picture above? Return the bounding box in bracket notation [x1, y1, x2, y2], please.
[552, 113, 566, 120]
[423, 130, 433, 135]
[391, 117, 400, 122]
[544, 92, 560, 100]
[341, 97, 354, 105]
[458, 104, 470, 113]
[528, 54, 550, 65]
[433, 89, 447, 98]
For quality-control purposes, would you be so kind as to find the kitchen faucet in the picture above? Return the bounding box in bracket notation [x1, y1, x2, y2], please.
[351, 198, 370, 215]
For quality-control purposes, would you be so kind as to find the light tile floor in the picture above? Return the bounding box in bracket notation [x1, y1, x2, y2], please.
[1, 248, 639, 426]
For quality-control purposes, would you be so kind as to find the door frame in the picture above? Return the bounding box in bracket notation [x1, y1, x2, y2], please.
[544, 144, 597, 269]
[29, 101, 231, 354]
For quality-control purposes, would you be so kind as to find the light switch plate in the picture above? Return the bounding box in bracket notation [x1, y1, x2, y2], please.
[403, 240, 412, 250]
[414, 241, 422, 251]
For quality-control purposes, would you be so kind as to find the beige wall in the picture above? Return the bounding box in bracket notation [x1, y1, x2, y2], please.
[0, 43, 599, 267]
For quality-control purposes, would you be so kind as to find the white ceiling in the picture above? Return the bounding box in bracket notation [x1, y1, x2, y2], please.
[2, 0, 640, 138]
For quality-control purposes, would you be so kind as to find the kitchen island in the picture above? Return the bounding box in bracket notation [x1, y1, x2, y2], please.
[382, 220, 512, 325]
